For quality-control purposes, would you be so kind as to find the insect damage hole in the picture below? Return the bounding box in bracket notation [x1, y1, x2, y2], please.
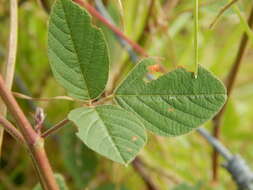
[143, 64, 166, 83]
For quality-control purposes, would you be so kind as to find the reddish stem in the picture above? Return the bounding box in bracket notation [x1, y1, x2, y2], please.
[73, 0, 148, 57]
[0, 75, 59, 190]
[0, 115, 25, 145]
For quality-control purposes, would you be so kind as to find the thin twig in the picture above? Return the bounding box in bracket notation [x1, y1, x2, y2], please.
[194, 0, 199, 78]
[209, 0, 239, 29]
[212, 5, 253, 182]
[73, 0, 148, 57]
[0, 115, 25, 145]
[0, 0, 18, 155]
[13, 91, 85, 103]
[132, 157, 158, 190]
[42, 119, 70, 138]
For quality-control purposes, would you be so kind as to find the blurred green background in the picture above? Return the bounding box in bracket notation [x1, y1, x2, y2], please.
[0, 0, 253, 189]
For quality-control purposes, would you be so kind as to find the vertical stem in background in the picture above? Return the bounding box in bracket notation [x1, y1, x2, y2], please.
[212, 5, 253, 182]
[0, 0, 18, 155]
[194, 0, 199, 78]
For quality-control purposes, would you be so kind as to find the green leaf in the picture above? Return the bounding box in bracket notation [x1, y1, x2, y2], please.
[33, 174, 68, 190]
[59, 125, 97, 188]
[48, 0, 109, 100]
[68, 105, 147, 164]
[115, 59, 227, 136]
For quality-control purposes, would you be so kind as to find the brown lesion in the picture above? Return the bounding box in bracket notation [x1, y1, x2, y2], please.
[168, 107, 175, 112]
[132, 136, 138, 142]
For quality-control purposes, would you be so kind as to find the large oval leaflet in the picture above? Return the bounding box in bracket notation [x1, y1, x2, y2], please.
[68, 105, 147, 164]
[48, 0, 109, 100]
[115, 59, 227, 136]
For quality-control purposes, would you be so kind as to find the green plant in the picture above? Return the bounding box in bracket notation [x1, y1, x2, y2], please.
[48, 0, 226, 164]
[4, 0, 253, 189]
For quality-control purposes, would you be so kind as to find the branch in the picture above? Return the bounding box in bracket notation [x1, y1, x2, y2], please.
[73, 0, 148, 57]
[0, 115, 25, 145]
[42, 119, 70, 138]
[209, 0, 239, 29]
[0, 0, 18, 155]
[0, 75, 59, 190]
[13, 91, 85, 103]
[212, 5, 253, 182]
[132, 157, 158, 190]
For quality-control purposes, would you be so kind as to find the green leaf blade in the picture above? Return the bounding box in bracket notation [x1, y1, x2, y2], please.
[115, 59, 227, 136]
[48, 0, 109, 100]
[68, 105, 147, 164]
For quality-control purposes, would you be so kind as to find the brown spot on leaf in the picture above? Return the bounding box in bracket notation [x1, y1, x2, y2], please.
[168, 108, 175, 112]
[148, 64, 165, 74]
[132, 136, 138, 142]
[127, 148, 133, 152]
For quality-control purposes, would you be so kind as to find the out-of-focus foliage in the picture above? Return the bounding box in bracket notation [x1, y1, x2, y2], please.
[59, 125, 98, 189]
[33, 174, 68, 190]
[172, 182, 202, 190]
[0, 0, 253, 190]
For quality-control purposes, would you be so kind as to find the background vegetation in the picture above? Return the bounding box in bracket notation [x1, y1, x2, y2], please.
[0, 0, 253, 189]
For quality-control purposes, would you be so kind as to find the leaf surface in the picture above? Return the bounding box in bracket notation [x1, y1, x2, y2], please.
[68, 105, 147, 164]
[115, 59, 227, 136]
[48, 0, 109, 100]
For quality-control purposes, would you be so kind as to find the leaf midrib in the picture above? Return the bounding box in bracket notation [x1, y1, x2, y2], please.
[93, 108, 126, 164]
[61, 0, 91, 98]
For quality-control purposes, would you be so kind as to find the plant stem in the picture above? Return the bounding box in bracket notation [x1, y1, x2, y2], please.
[0, 115, 25, 145]
[0, 0, 18, 156]
[194, 0, 199, 78]
[132, 157, 158, 190]
[73, 0, 148, 57]
[0, 75, 59, 190]
[212, 5, 253, 182]
[42, 119, 70, 138]
[209, 0, 239, 29]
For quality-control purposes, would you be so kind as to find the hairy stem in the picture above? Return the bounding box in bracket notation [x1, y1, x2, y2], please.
[0, 75, 59, 190]
[0, 0, 18, 156]
[212, 5, 253, 182]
